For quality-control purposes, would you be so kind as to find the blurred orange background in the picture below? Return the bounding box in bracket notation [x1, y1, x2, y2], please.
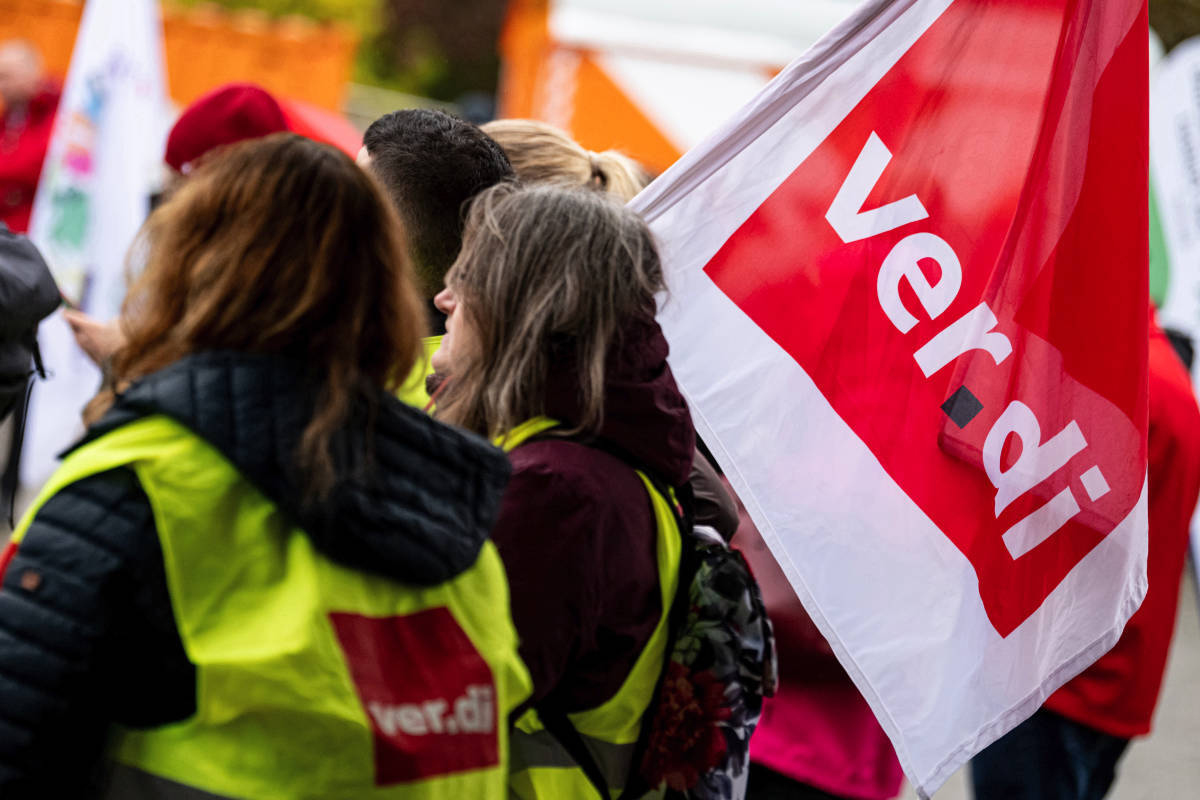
[0, 0, 357, 112]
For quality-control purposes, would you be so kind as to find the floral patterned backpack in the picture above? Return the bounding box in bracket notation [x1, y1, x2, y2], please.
[541, 467, 778, 800]
[631, 485, 778, 800]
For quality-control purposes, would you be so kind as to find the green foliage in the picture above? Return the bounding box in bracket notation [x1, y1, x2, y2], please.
[374, 0, 507, 100]
[167, 0, 508, 101]
[171, 0, 376, 29]
[170, 0, 388, 90]
[1152, 0, 1200, 52]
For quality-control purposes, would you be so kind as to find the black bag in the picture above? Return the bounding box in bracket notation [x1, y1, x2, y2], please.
[628, 478, 777, 800]
[0, 224, 61, 520]
[0, 224, 59, 421]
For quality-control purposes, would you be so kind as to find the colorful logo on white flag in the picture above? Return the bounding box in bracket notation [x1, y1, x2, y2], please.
[23, 0, 167, 488]
[29, 0, 167, 313]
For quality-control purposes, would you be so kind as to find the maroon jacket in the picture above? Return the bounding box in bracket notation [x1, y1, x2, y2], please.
[0, 84, 60, 233]
[490, 315, 695, 713]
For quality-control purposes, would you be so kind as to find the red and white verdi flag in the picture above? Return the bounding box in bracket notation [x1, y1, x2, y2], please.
[632, 0, 1149, 794]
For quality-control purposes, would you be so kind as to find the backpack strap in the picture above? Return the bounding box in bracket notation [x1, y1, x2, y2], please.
[1, 378, 34, 528]
[620, 472, 697, 800]
[505, 416, 617, 797]
[506, 419, 696, 798]
[534, 703, 612, 800]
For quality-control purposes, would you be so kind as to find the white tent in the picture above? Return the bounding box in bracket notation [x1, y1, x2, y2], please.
[499, 0, 860, 171]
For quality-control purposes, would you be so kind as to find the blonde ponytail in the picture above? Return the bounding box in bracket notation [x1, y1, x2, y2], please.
[482, 119, 650, 202]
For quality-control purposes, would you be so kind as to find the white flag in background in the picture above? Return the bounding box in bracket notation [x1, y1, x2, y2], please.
[1150, 37, 1200, 617]
[24, 0, 167, 487]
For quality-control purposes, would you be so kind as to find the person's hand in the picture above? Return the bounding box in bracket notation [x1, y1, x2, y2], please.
[63, 309, 125, 367]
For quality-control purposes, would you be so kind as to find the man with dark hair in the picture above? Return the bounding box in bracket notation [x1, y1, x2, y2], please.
[358, 109, 513, 306]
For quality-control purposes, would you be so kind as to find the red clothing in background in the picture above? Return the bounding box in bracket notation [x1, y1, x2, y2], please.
[739, 495, 904, 800]
[1043, 318, 1200, 738]
[0, 84, 60, 233]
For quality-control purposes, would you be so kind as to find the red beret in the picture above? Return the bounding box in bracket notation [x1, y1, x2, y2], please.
[164, 83, 290, 173]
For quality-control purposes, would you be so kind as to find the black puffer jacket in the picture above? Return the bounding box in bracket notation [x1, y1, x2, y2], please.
[0, 352, 511, 797]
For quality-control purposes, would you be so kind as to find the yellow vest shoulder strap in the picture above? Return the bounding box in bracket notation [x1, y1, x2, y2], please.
[500, 417, 681, 800]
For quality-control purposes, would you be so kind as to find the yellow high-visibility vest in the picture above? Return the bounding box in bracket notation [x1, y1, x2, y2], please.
[496, 417, 680, 800]
[13, 414, 531, 799]
[396, 335, 443, 409]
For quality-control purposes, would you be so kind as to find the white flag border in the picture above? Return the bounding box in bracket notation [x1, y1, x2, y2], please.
[631, 0, 929, 226]
[659, 255, 1147, 795]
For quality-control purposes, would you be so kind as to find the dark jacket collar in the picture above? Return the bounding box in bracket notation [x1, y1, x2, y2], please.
[0, 225, 60, 340]
[79, 351, 511, 586]
[543, 313, 695, 487]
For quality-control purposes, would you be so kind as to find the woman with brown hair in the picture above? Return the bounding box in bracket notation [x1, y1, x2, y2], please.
[0, 134, 530, 798]
[432, 182, 694, 799]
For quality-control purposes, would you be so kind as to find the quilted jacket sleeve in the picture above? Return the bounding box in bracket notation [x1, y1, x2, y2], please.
[0, 467, 194, 797]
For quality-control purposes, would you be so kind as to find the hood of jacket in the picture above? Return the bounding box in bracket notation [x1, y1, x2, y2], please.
[0, 225, 60, 341]
[543, 313, 694, 487]
[81, 351, 511, 586]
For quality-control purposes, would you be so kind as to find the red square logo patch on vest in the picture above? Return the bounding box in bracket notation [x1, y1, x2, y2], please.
[330, 608, 499, 785]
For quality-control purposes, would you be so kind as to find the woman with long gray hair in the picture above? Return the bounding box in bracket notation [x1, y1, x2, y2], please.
[433, 182, 695, 799]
